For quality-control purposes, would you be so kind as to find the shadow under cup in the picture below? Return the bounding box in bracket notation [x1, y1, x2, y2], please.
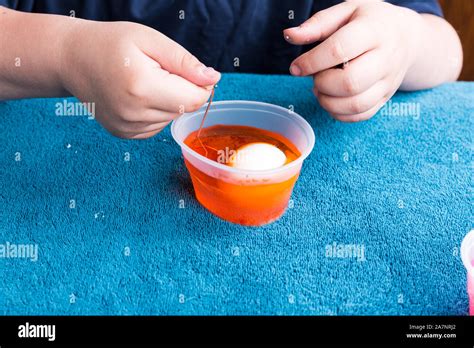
[171, 101, 315, 226]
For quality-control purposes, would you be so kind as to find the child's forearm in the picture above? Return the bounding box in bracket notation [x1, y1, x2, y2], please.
[401, 14, 463, 91]
[0, 6, 74, 100]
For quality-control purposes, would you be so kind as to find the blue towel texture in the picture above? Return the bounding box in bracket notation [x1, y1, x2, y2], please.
[0, 74, 472, 315]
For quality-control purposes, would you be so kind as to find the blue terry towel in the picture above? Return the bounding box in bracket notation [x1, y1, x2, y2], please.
[0, 74, 472, 315]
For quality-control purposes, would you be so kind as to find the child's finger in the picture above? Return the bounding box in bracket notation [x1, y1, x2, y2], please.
[314, 49, 387, 97]
[283, 2, 356, 45]
[331, 97, 389, 123]
[148, 71, 212, 114]
[290, 19, 378, 76]
[130, 126, 169, 140]
[138, 29, 221, 87]
[118, 117, 173, 132]
[106, 122, 168, 139]
[316, 79, 388, 116]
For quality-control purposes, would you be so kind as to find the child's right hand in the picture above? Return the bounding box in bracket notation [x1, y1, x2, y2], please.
[60, 20, 221, 139]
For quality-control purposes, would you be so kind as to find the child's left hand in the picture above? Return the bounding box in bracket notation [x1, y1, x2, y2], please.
[284, 1, 423, 122]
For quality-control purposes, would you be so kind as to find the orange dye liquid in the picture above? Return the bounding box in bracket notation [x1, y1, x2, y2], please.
[184, 125, 301, 226]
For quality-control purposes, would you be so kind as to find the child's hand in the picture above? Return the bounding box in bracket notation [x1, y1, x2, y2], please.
[284, 1, 423, 123]
[61, 21, 221, 139]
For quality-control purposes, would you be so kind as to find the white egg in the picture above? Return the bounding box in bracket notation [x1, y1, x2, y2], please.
[230, 142, 287, 171]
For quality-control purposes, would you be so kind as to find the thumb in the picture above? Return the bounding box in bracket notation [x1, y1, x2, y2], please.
[283, 2, 356, 45]
[140, 30, 221, 87]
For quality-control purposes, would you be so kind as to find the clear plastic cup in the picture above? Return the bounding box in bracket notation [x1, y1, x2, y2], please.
[461, 229, 474, 315]
[171, 100, 315, 226]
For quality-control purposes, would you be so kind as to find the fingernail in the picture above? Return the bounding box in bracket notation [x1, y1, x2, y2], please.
[290, 65, 301, 76]
[202, 66, 220, 79]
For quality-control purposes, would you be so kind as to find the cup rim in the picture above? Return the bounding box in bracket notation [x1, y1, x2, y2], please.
[171, 100, 316, 176]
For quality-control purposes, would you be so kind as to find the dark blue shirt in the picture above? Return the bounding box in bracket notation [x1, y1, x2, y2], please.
[1, 0, 443, 73]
